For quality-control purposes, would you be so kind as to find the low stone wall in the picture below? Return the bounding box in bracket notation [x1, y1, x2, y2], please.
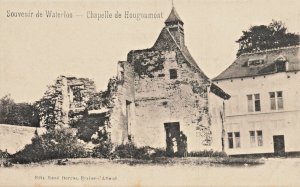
[0, 124, 46, 154]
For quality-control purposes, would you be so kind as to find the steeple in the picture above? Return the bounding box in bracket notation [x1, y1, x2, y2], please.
[165, 7, 185, 47]
[165, 7, 184, 26]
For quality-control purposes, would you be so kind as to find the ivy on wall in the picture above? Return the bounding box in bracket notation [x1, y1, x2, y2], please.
[86, 77, 118, 111]
[35, 76, 96, 129]
[132, 51, 165, 78]
[190, 80, 207, 95]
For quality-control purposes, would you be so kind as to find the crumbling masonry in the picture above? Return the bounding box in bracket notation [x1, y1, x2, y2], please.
[37, 8, 230, 154]
[36, 76, 96, 128]
[102, 8, 230, 153]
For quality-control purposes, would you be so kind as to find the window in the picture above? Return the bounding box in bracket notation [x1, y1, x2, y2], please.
[247, 94, 261, 112]
[249, 131, 256, 147]
[228, 132, 240, 148]
[269, 91, 284, 110]
[270, 92, 276, 110]
[228, 132, 233, 149]
[234, 132, 240, 148]
[246, 56, 266, 66]
[257, 130, 263, 146]
[72, 86, 82, 102]
[169, 69, 177, 79]
[249, 130, 263, 147]
[247, 95, 253, 112]
[254, 94, 261, 112]
[276, 61, 287, 72]
[248, 59, 264, 66]
[277, 92, 283, 109]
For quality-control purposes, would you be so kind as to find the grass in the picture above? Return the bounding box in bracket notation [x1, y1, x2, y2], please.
[1, 156, 264, 168]
[113, 157, 264, 167]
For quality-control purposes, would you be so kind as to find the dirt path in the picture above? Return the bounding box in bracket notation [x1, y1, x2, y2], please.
[0, 157, 299, 186]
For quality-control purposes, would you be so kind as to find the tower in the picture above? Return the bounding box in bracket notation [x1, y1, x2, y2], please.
[164, 7, 185, 47]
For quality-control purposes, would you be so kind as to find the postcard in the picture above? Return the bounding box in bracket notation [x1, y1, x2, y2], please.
[1, 0, 300, 186]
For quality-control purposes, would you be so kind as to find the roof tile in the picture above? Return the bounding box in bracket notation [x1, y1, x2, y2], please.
[213, 46, 300, 81]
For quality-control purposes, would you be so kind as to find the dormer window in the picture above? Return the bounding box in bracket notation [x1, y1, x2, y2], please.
[274, 55, 288, 72]
[247, 57, 265, 66]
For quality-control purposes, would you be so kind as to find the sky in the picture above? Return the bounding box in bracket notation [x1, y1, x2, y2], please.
[1, 0, 300, 103]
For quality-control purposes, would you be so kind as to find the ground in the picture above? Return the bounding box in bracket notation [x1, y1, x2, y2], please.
[0, 157, 299, 186]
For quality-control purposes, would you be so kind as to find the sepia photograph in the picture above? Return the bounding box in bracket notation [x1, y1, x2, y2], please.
[0, 0, 300, 186]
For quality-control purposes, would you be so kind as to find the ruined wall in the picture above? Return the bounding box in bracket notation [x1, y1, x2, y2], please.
[67, 77, 96, 125]
[68, 77, 96, 112]
[37, 76, 96, 128]
[109, 62, 135, 145]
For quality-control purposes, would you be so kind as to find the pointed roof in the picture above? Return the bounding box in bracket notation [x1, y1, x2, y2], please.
[165, 7, 183, 25]
[152, 27, 209, 80]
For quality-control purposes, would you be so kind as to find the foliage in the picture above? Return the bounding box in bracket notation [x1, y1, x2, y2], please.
[12, 128, 87, 164]
[0, 94, 14, 120]
[1, 160, 13, 167]
[190, 80, 207, 95]
[189, 150, 227, 157]
[0, 94, 39, 127]
[72, 114, 108, 142]
[236, 20, 299, 56]
[114, 156, 263, 166]
[114, 144, 166, 160]
[86, 91, 112, 110]
[114, 143, 137, 158]
[34, 84, 60, 129]
[86, 77, 117, 111]
[133, 53, 165, 78]
[213, 157, 264, 166]
[35, 76, 96, 129]
[92, 139, 114, 158]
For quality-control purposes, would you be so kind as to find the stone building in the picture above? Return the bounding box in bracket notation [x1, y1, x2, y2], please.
[104, 7, 230, 154]
[213, 45, 300, 156]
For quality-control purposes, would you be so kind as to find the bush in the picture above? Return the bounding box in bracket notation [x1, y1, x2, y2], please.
[151, 148, 166, 158]
[92, 140, 114, 158]
[72, 114, 107, 142]
[114, 143, 166, 160]
[189, 150, 227, 157]
[12, 128, 87, 164]
[114, 143, 136, 158]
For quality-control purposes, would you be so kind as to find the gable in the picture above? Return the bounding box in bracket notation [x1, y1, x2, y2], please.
[152, 27, 209, 81]
[152, 27, 179, 51]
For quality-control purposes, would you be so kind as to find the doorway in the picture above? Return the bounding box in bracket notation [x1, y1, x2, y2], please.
[273, 135, 285, 157]
[164, 122, 180, 156]
[126, 100, 132, 142]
